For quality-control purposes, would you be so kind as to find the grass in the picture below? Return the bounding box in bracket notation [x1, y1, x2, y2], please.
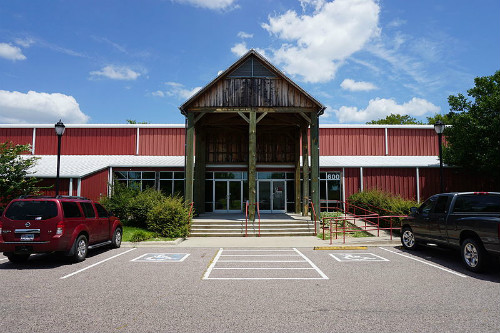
[317, 211, 373, 240]
[122, 226, 176, 242]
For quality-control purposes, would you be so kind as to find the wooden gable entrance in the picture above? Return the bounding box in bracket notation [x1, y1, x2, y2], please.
[180, 50, 324, 220]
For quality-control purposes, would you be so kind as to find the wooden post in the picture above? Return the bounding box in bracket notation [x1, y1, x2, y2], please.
[302, 125, 309, 216]
[310, 112, 320, 220]
[194, 126, 206, 214]
[185, 112, 195, 205]
[248, 111, 257, 221]
[295, 128, 301, 214]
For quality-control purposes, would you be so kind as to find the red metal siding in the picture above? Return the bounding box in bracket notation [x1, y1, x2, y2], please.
[81, 169, 109, 201]
[36, 178, 70, 196]
[0, 128, 33, 153]
[388, 128, 437, 156]
[344, 168, 361, 199]
[35, 128, 136, 155]
[320, 128, 385, 156]
[363, 168, 417, 201]
[139, 128, 185, 156]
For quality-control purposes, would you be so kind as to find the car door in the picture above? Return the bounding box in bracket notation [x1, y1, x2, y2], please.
[80, 202, 104, 243]
[94, 203, 111, 241]
[427, 195, 451, 242]
[411, 196, 437, 240]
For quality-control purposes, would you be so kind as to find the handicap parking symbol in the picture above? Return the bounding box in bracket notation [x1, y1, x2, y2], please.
[131, 253, 190, 262]
[329, 253, 389, 262]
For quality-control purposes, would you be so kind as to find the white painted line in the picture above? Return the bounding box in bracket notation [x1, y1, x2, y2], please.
[204, 277, 327, 280]
[218, 260, 306, 263]
[379, 247, 467, 278]
[222, 250, 295, 252]
[60, 248, 136, 280]
[293, 248, 329, 280]
[213, 267, 315, 270]
[220, 254, 300, 257]
[202, 248, 223, 280]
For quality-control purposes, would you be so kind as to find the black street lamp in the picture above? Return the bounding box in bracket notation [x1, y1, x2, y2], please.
[434, 120, 445, 193]
[54, 120, 66, 196]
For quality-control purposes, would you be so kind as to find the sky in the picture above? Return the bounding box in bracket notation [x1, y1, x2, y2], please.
[0, 0, 499, 125]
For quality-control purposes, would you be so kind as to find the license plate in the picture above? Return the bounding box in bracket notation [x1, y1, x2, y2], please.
[20, 234, 34, 241]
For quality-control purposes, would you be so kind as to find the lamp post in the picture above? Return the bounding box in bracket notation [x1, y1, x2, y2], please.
[54, 120, 66, 196]
[434, 121, 445, 193]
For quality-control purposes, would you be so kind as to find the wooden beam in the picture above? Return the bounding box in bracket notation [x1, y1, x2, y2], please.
[188, 107, 318, 113]
[310, 112, 320, 220]
[256, 112, 268, 123]
[301, 125, 309, 216]
[194, 113, 205, 124]
[295, 128, 301, 214]
[185, 113, 195, 205]
[248, 111, 257, 222]
[238, 112, 249, 123]
[194, 127, 206, 214]
[299, 112, 311, 124]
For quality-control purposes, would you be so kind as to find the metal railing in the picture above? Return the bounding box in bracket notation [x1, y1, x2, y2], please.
[245, 201, 261, 237]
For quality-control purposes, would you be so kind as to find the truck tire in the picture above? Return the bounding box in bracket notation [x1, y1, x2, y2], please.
[71, 234, 88, 263]
[461, 238, 486, 273]
[111, 228, 122, 248]
[401, 226, 418, 250]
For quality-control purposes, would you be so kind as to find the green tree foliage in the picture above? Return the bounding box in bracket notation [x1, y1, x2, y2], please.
[366, 113, 423, 125]
[425, 112, 454, 125]
[0, 142, 41, 207]
[126, 119, 150, 124]
[442, 70, 500, 178]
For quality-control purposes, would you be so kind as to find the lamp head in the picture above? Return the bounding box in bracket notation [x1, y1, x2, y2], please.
[434, 120, 445, 134]
[55, 120, 66, 136]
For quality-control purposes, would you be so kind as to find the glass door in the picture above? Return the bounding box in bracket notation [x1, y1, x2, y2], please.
[272, 181, 285, 212]
[214, 180, 242, 213]
[258, 180, 286, 213]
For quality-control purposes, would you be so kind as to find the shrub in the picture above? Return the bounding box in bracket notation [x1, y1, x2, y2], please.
[130, 230, 152, 242]
[127, 188, 165, 228]
[146, 196, 191, 238]
[347, 189, 418, 229]
[100, 182, 138, 223]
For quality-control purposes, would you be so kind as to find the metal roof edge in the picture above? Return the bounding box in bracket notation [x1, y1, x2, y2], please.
[0, 124, 185, 129]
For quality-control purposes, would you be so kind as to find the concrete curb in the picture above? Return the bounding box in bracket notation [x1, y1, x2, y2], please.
[122, 238, 185, 247]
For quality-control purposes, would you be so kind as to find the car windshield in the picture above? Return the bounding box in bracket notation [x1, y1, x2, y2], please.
[5, 201, 58, 220]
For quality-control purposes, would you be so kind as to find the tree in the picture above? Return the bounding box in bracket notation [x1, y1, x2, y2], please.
[0, 142, 42, 208]
[442, 70, 500, 178]
[425, 112, 454, 125]
[126, 119, 149, 124]
[367, 113, 423, 125]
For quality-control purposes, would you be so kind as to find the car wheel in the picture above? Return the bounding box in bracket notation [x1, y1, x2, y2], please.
[401, 227, 418, 250]
[461, 238, 486, 273]
[71, 235, 88, 263]
[111, 228, 122, 248]
[7, 253, 30, 263]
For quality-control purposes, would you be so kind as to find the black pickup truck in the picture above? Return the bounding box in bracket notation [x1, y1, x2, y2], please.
[401, 192, 500, 272]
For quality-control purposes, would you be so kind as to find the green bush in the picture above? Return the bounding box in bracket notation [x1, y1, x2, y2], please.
[146, 196, 191, 238]
[347, 189, 417, 229]
[127, 188, 165, 228]
[130, 230, 152, 242]
[99, 182, 138, 223]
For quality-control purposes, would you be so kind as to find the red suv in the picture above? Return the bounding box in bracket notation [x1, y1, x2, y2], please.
[0, 196, 122, 263]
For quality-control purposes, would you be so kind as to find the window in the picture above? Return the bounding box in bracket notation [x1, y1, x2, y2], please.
[434, 196, 450, 214]
[159, 171, 184, 197]
[5, 201, 58, 220]
[419, 196, 437, 216]
[95, 203, 109, 218]
[62, 202, 81, 218]
[80, 202, 96, 218]
[114, 171, 156, 191]
[453, 194, 500, 213]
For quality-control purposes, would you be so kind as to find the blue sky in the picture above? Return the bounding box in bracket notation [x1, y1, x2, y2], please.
[0, 0, 499, 125]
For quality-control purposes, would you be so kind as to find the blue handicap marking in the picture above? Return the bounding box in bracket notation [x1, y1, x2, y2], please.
[329, 253, 389, 262]
[132, 253, 190, 262]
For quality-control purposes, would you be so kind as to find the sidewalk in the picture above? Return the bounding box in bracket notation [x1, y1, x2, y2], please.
[122, 233, 401, 248]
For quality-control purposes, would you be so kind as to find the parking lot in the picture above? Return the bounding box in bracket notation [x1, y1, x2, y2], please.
[1, 245, 499, 333]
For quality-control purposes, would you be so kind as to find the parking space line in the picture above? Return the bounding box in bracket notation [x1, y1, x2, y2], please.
[379, 247, 467, 278]
[202, 248, 223, 280]
[293, 248, 329, 279]
[213, 267, 315, 270]
[60, 248, 137, 280]
[220, 254, 300, 257]
[218, 260, 306, 263]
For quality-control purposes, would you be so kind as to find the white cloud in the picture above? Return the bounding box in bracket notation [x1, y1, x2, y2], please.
[333, 97, 440, 123]
[90, 65, 141, 80]
[14, 38, 35, 48]
[172, 0, 237, 10]
[237, 31, 253, 39]
[0, 90, 90, 124]
[0, 43, 26, 61]
[231, 42, 248, 57]
[340, 79, 377, 91]
[262, 0, 380, 83]
[152, 82, 201, 100]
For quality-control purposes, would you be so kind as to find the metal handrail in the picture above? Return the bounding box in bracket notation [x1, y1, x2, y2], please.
[309, 200, 318, 236]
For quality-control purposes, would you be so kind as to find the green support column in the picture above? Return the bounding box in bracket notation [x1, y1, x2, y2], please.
[295, 128, 301, 214]
[185, 112, 195, 205]
[248, 111, 257, 222]
[194, 127, 206, 214]
[310, 112, 320, 220]
[301, 125, 310, 216]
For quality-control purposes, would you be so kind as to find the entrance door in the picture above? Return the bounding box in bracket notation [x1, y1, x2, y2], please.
[214, 181, 242, 213]
[258, 180, 286, 213]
